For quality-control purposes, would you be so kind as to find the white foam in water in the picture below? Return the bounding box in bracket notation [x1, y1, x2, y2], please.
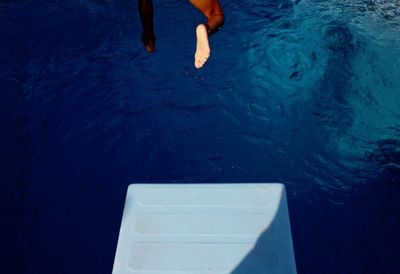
[113, 183, 297, 274]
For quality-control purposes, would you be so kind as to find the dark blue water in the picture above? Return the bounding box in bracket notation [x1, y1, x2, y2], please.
[1, 0, 400, 273]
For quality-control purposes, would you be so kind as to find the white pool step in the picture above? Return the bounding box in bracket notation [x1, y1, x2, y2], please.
[113, 183, 297, 274]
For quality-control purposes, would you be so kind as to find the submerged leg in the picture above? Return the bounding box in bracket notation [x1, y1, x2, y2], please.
[189, 0, 225, 68]
[138, 0, 155, 52]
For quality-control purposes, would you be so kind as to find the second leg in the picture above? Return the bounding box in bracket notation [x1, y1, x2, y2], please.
[188, 0, 225, 68]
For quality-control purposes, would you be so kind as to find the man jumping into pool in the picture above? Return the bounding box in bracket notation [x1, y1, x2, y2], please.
[138, 0, 225, 69]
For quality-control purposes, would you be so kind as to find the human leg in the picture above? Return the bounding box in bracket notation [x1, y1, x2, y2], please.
[188, 0, 225, 68]
[189, 0, 225, 35]
[138, 0, 155, 52]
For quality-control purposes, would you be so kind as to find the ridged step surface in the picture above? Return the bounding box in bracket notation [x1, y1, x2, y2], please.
[113, 183, 297, 274]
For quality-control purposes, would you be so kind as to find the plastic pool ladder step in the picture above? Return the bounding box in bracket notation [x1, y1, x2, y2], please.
[113, 183, 297, 274]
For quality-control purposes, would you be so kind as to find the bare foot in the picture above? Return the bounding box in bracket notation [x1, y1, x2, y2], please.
[141, 32, 155, 53]
[194, 24, 210, 69]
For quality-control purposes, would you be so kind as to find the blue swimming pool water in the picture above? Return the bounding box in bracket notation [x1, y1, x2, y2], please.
[1, 0, 400, 273]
